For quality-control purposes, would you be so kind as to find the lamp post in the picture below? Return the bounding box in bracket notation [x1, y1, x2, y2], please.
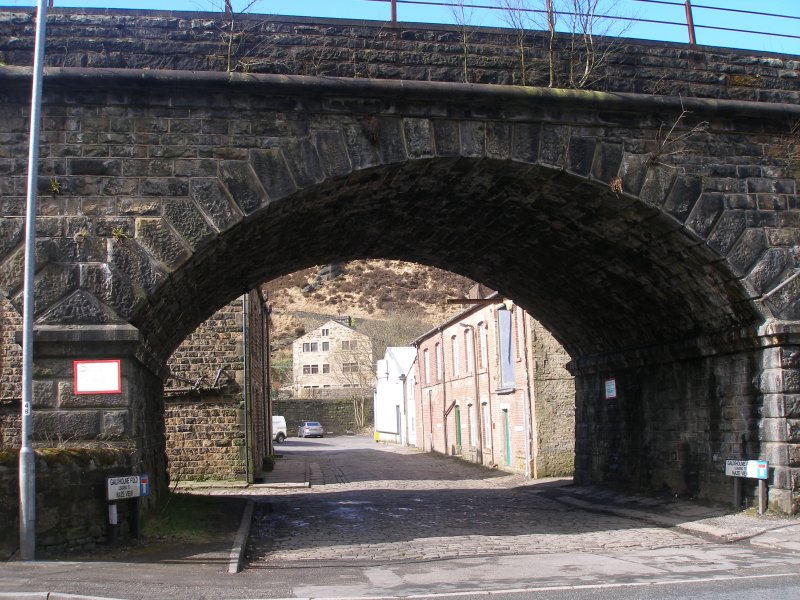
[20, 0, 50, 561]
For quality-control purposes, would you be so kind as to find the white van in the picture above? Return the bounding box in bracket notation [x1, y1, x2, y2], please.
[272, 415, 287, 444]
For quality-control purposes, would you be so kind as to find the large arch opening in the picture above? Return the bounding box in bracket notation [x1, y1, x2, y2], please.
[138, 157, 762, 364]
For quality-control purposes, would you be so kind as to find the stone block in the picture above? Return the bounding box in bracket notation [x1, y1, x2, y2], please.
[590, 142, 623, 184]
[189, 178, 241, 231]
[746, 248, 789, 295]
[566, 137, 595, 177]
[376, 117, 407, 165]
[313, 129, 352, 178]
[459, 121, 485, 158]
[728, 228, 768, 277]
[486, 122, 512, 160]
[33, 379, 58, 408]
[758, 417, 787, 442]
[760, 442, 790, 467]
[687, 193, 724, 239]
[33, 410, 100, 442]
[638, 164, 676, 208]
[511, 122, 541, 164]
[706, 211, 746, 255]
[250, 147, 297, 201]
[134, 218, 189, 271]
[402, 118, 434, 159]
[282, 138, 325, 188]
[102, 410, 128, 436]
[538, 125, 568, 168]
[163, 198, 215, 249]
[58, 381, 128, 408]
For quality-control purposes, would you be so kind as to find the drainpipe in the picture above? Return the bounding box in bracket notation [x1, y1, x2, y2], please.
[260, 290, 272, 456]
[461, 323, 483, 465]
[520, 311, 536, 479]
[439, 328, 449, 456]
[486, 316, 496, 466]
[241, 293, 250, 483]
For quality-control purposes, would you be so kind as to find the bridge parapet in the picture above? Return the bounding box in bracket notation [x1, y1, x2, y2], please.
[0, 8, 798, 102]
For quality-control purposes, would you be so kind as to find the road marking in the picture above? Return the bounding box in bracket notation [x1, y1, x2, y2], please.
[243, 571, 799, 600]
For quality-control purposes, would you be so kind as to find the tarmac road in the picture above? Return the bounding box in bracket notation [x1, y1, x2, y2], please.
[1, 434, 799, 599]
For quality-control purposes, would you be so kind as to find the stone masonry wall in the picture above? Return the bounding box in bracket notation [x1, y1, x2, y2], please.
[530, 318, 575, 478]
[164, 394, 245, 481]
[274, 398, 374, 437]
[0, 9, 797, 103]
[166, 299, 244, 391]
[0, 448, 134, 560]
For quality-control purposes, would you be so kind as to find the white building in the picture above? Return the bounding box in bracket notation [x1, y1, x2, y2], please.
[374, 347, 417, 446]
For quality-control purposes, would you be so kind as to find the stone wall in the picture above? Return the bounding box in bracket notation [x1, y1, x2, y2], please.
[530, 319, 575, 478]
[573, 344, 763, 504]
[0, 9, 797, 103]
[164, 393, 246, 481]
[166, 299, 244, 391]
[0, 448, 135, 560]
[274, 398, 374, 437]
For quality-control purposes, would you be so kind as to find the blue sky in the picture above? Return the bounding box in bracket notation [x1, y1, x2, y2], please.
[3, 0, 799, 55]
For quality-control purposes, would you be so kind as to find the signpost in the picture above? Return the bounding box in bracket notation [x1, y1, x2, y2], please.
[725, 459, 768, 514]
[106, 475, 149, 544]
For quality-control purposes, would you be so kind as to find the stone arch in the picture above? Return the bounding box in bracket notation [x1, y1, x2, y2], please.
[0, 71, 798, 511]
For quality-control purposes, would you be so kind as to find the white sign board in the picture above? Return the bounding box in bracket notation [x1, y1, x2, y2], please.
[74, 359, 122, 394]
[107, 475, 150, 501]
[604, 378, 617, 400]
[725, 459, 768, 480]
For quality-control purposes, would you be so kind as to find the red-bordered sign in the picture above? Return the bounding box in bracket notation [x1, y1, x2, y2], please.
[73, 359, 122, 394]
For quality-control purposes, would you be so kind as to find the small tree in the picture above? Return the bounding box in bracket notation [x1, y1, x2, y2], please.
[330, 333, 375, 429]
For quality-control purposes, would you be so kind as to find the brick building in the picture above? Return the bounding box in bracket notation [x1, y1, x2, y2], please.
[411, 292, 575, 478]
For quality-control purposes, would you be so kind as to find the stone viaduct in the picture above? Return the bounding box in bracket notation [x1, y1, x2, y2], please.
[0, 6, 798, 528]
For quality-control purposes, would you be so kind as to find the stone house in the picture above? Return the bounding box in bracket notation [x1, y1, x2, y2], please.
[410, 292, 575, 478]
[292, 319, 374, 399]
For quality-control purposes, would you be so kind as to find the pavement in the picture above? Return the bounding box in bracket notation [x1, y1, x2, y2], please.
[1, 441, 799, 600]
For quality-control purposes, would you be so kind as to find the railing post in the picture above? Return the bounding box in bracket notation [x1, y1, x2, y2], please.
[684, 0, 697, 46]
[391, 0, 397, 23]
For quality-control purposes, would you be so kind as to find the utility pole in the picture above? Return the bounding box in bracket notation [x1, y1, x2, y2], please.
[20, 0, 50, 561]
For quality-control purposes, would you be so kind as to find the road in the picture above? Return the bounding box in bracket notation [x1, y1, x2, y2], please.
[0, 434, 798, 599]
[237, 435, 800, 599]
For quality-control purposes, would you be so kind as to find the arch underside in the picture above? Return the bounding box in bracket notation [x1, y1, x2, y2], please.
[134, 158, 761, 362]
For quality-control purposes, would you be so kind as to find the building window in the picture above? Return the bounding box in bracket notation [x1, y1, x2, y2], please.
[451, 335, 459, 376]
[303, 364, 319, 375]
[479, 322, 488, 370]
[497, 308, 515, 389]
[322, 364, 330, 374]
[465, 329, 473, 374]
[424, 349, 430, 384]
[342, 362, 358, 373]
[435, 342, 442, 380]
[322, 328, 329, 336]
[322, 341, 329, 351]
[302, 342, 319, 352]
[341, 340, 355, 351]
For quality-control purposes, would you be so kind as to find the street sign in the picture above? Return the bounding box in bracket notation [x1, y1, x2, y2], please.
[107, 475, 150, 501]
[725, 459, 768, 480]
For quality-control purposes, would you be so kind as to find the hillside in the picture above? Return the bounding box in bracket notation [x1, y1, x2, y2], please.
[263, 260, 477, 352]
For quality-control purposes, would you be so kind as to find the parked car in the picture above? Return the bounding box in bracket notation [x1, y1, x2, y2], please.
[272, 415, 287, 443]
[297, 421, 325, 438]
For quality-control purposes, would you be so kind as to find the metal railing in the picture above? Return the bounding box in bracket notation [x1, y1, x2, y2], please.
[370, 0, 800, 50]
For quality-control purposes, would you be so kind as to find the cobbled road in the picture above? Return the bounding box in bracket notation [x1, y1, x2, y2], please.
[243, 435, 710, 568]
